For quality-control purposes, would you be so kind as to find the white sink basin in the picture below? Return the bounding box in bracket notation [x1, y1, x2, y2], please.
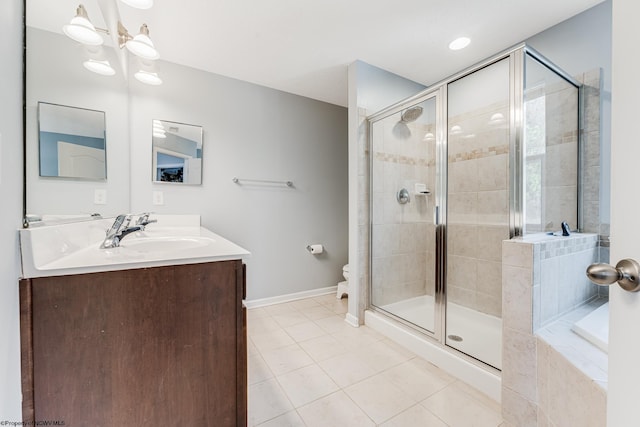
[19, 215, 250, 278]
[121, 236, 215, 253]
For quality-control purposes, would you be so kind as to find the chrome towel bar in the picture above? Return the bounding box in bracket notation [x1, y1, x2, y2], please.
[232, 177, 294, 187]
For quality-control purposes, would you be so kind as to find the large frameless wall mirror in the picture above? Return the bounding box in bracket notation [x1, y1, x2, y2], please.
[38, 102, 107, 180]
[152, 120, 203, 185]
[25, 0, 131, 221]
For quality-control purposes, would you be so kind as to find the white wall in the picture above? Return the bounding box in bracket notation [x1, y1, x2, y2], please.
[0, 0, 25, 419]
[527, 0, 612, 225]
[129, 60, 349, 300]
[608, 1, 640, 423]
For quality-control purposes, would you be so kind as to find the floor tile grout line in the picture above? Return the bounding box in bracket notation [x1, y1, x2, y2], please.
[248, 297, 502, 426]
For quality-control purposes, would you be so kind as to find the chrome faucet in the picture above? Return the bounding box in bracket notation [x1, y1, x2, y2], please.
[100, 214, 142, 249]
[135, 212, 157, 230]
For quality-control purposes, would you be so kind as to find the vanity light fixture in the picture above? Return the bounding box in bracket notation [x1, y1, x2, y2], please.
[119, 23, 160, 60]
[62, 4, 105, 46]
[135, 70, 162, 85]
[82, 45, 115, 76]
[120, 0, 154, 9]
[63, 4, 162, 82]
[83, 59, 116, 76]
[449, 37, 471, 51]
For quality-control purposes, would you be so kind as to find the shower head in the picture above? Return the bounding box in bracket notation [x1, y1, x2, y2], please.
[400, 106, 423, 123]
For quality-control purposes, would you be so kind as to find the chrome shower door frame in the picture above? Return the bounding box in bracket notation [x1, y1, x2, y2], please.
[367, 86, 444, 342]
[366, 43, 583, 369]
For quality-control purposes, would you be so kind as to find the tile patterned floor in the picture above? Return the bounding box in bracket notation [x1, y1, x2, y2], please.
[248, 294, 505, 426]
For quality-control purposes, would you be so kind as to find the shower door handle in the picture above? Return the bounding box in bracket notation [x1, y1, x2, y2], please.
[434, 206, 440, 225]
[586, 259, 640, 292]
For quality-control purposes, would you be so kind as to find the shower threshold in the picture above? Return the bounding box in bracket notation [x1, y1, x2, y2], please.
[379, 295, 502, 369]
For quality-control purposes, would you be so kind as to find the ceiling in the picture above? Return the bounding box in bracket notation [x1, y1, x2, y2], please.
[28, 0, 605, 107]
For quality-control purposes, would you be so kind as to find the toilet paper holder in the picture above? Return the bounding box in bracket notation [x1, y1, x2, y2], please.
[306, 244, 324, 255]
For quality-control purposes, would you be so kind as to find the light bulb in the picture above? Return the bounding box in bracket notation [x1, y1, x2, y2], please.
[135, 70, 162, 85]
[126, 24, 159, 60]
[120, 0, 154, 9]
[83, 59, 116, 76]
[63, 6, 103, 46]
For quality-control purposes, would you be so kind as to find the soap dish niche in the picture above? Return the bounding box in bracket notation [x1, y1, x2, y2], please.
[414, 183, 431, 196]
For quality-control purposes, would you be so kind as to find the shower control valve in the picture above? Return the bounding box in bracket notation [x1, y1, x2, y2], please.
[396, 188, 410, 205]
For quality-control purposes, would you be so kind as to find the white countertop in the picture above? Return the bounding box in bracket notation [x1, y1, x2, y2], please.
[19, 215, 250, 278]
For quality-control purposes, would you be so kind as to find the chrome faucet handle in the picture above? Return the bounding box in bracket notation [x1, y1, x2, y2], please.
[101, 214, 142, 249]
[105, 214, 128, 236]
[135, 212, 157, 228]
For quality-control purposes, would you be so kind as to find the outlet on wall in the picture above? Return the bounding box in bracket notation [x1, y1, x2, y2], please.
[152, 191, 164, 205]
[94, 189, 107, 205]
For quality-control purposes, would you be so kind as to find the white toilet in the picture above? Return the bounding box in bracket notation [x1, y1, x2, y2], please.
[336, 264, 349, 299]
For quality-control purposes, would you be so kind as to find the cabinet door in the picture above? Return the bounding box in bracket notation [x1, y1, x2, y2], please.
[26, 261, 241, 426]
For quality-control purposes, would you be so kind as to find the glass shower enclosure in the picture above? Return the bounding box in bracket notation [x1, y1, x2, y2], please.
[368, 45, 581, 369]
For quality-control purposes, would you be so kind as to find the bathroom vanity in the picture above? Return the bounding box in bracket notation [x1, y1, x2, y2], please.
[18, 216, 250, 426]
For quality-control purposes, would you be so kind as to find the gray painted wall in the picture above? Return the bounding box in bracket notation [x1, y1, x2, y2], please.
[26, 28, 348, 301]
[0, 0, 24, 419]
[129, 60, 349, 300]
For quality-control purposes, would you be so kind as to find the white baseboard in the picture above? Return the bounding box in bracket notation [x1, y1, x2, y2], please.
[244, 286, 338, 309]
[344, 313, 359, 328]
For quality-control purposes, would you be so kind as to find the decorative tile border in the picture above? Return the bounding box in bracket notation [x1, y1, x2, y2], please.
[539, 234, 598, 259]
[373, 151, 434, 167]
[448, 144, 509, 163]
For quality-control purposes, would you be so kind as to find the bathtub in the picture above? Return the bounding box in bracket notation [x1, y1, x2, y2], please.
[572, 302, 609, 353]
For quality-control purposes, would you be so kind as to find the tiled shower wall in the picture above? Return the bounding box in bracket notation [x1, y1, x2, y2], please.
[447, 100, 511, 317]
[370, 117, 436, 306]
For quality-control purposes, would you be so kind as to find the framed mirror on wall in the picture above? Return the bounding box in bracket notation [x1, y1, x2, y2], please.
[38, 102, 107, 180]
[152, 120, 203, 185]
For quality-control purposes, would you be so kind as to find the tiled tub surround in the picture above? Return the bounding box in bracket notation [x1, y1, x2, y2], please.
[536, 299, 607, 427]
[501, 233, 606, 426]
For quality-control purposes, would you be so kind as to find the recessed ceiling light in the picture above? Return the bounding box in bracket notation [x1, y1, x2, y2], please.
[449, 37, 471, 51]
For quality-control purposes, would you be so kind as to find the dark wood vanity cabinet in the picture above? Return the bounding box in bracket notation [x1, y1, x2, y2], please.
[20, 260, 247, 427]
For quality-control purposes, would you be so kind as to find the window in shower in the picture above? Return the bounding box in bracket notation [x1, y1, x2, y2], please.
[523, 53, 579, 233]
[369, 95, 439, 336]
